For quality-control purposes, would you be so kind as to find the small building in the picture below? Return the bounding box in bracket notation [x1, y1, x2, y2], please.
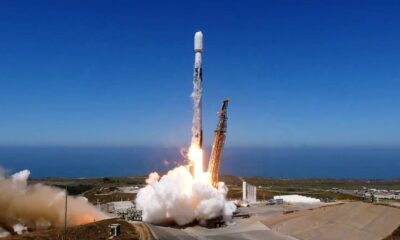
[106, 201, 134, 214]
[373, 193, 396, 201]
[242, 182, 257, 204]
[364, 192, 372, 201]
[108, 224, 121, 238]
[265, 199, 276, 205]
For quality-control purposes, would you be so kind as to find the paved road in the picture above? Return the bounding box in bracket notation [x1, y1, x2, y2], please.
[148, 225, 197, 240]
[131, 221, 155, 240]
[146, 219, 296, 240]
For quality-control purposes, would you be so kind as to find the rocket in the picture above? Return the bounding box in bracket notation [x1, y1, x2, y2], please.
[192, 31, 203, 148]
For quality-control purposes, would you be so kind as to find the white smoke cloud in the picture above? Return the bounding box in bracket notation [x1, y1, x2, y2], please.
[0, 168, 108, 237]
[0, 228, 10, 238]
[273, 195, 321, 204]
[12, 224, 27, 235]
[136, 166, 236, 226]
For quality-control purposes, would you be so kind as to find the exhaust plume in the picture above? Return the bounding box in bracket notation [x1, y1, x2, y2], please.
[0, 168, 108, 237]
[135, 166, 236, 225]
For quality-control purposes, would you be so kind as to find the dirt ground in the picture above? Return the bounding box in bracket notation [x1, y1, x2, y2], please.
[3, 218, 139, 240]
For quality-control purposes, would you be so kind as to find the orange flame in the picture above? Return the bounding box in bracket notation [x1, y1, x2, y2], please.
[188, 145, 203, 179]
[72, 214, 96, 225]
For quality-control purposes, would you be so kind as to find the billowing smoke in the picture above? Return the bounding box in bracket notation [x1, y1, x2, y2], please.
[0, 168, 108, 237]
[135, 166, 236, 225]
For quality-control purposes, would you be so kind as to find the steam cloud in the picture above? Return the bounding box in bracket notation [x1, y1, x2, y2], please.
[135, 166, 236, 225]
[0, 168, 108, 237]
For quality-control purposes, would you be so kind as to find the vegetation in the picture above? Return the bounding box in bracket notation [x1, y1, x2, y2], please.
[30, 175, 399, 203]
[221, 175, 393, 201]
[4, 218, 139, 240]
[54, 184, 94, 196]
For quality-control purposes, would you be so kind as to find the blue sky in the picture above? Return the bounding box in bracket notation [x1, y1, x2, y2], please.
[0, 0, 399, 148]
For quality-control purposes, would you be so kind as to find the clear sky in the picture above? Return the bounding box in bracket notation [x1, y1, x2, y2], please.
[1, 0, 399, 148]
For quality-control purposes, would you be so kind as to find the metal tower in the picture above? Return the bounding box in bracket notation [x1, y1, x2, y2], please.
[208, 99, 229, 188]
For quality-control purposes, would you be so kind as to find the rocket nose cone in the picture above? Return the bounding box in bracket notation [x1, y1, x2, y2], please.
[195, 31, 203, 39]
[194, 31, 203, 52]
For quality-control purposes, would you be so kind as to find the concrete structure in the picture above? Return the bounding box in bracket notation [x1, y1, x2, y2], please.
[144, 200, 400, 240]
[243, 181, 257, 203]
[106, 201, 134, 214]
[146, 201, 326, 240]
[374, 193, 396, 200]
[108, 224, 121, 237]
[242, 182, 247, 201]
[264, 202, 400, 240]
[364, 192, 372, 200]
[118, 186, 139, 194]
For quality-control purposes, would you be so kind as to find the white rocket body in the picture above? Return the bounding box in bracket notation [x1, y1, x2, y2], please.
[192, 31, 203, 148]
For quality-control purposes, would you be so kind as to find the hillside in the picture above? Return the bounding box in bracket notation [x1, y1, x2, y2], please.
[4, 219, 139, 240]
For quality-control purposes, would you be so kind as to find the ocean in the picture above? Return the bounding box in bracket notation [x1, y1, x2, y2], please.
[0, 146, 399, 179]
